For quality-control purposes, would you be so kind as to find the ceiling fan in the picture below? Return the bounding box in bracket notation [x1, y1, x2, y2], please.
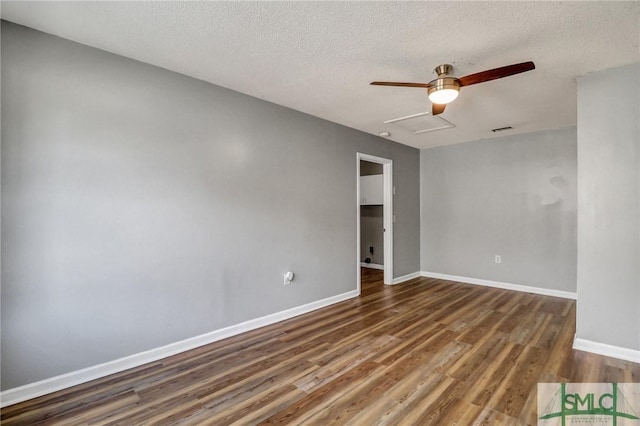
[370, 61, 535, 116]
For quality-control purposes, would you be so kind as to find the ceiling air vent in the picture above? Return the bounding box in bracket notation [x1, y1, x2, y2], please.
[384, 112, 455, 135]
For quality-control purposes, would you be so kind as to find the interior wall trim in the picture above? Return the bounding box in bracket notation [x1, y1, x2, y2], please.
[0, 289, 359, 408]
[392, 271, 421, 285]
[420, 271, 577, 300]
[360, 262, 384, 270]
[573, 336, 640, 363]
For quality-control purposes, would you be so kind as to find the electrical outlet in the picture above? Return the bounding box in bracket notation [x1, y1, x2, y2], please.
[495, 255, 502, 264]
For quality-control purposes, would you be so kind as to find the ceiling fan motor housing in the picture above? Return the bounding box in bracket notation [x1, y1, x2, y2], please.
[427, 77, 461, 94]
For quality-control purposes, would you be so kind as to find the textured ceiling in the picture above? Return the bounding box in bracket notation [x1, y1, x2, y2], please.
[2, 1, 639, 149]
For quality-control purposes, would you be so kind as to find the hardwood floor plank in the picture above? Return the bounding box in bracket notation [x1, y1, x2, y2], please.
[468, 343, 526, 406]
[448, 330, 509, 382]
[472, 407, 519, 426]
[294, 335, 398, 393]
[297, 370, 397, 425]
[382, 373, 458, 425]
[486, 345, 550, 416]
[211, 385, 306, 425]
[258, 361, 383, 425]
[430, 398, 485, 425]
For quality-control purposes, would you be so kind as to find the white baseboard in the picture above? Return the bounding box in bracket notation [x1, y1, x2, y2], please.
[360, 262, 384, 270]
[392, 271, 421, 285]
[573, 337, 640, 363]
[420, 271, 577, 300]
[0, 289, 359, 408]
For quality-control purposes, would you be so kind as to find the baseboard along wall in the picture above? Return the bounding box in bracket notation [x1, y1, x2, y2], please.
[573, 337, 640, 364]
[392, 271, 422, 285]
[0, 269, 425, 405]
[418, 271, 640, 363]
[0, 289, 359, 408]
[420, 271, 577, 300]
[5, 270, 633, 407]
[360, 262, 384, 270]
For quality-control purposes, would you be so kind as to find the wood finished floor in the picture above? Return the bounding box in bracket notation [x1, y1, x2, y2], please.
[2, 269, 639, 425]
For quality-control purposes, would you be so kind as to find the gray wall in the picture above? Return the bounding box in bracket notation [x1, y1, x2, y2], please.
[576, 63, 640, 351]
[0, 22, 420, 390]
[421, 127, 577, 292]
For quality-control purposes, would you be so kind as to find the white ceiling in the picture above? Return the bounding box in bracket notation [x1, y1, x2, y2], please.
[2, 1, 639, 149]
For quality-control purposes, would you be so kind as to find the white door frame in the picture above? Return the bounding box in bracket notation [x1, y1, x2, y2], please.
[357, 153, 393, 291]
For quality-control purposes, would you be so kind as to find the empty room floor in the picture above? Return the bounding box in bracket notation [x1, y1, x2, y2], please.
[2, 268, 639, 425]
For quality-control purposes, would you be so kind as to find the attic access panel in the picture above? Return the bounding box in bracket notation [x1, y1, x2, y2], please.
[384, 112, 455, 135]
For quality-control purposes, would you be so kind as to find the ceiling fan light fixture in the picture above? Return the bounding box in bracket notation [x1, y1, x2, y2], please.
[427, 77, 460, 104]
[428, 88, 459, 104]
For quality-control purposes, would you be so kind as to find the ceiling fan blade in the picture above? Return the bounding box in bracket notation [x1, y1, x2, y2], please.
[432, 103, 446, 115]
[458, 61, 535, 87]
[370, 81, 432, 88]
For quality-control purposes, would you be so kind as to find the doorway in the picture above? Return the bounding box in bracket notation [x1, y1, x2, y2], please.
[357, 153, 393, 292]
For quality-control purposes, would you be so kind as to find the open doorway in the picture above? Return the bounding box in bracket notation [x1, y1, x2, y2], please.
[357, 153, 393, 292]
[360, 160, 384, 272]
